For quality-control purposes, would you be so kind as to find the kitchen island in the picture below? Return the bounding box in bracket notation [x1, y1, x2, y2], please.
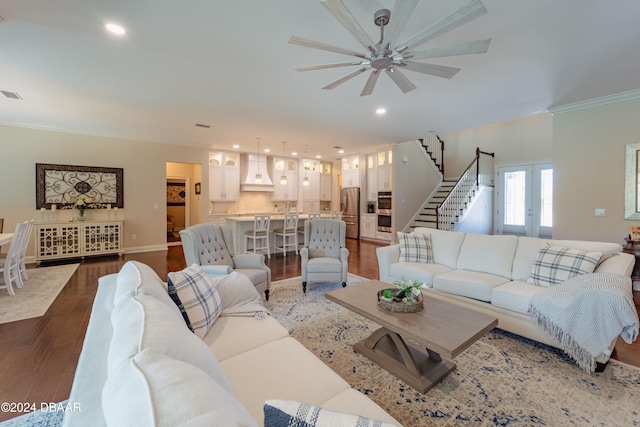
[224, 213, 330, 255]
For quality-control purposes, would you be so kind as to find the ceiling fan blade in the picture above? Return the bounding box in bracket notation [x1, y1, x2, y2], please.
[321, 0, 376, 50]
[289, 36, 367, 59]
[400, 61, 461, 79]
[323, 67, 369, 90]
[295, 62, 364, 72]
[383, 0, 419, 47]
[384, 67, 417, 93]
[398, 0, 488, 52]
[360, 69, 381, 96]
[408, 39, 491, 60]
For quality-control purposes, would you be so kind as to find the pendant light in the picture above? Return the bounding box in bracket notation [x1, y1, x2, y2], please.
[303, 145, 310, 187]
[255, 138, 262, 184]
[280, 141, 287, 185]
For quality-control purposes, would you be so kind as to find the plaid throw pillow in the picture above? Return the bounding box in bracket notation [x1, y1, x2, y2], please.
[527, 245, 602, 287]
[397, 232, 433, 263]
[263, 400, 401, 427]
[167, 264, 223, 339]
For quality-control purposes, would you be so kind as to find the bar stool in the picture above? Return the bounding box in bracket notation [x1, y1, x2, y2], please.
[330, 211, 342, 220]
[244, 214, 270, 259]
[273, 213, 299, 257]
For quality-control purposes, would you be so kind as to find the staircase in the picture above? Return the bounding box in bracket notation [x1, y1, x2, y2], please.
[411, 180, 456, 230]
[409, 144, 493, 232]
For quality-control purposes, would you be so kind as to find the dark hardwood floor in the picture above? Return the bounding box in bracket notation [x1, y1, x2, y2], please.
[0, 239, 638, 422]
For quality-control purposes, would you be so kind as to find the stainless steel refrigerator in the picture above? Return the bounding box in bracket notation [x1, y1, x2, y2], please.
[340, 187, 360, 239]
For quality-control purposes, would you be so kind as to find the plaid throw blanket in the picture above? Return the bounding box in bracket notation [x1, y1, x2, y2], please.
[528, 273, 639, 373]
[214, 272, 270, 320]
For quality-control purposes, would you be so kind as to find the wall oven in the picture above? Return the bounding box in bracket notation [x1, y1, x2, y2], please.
[377, 192, 392, 211]
[377, 192, 392, 232]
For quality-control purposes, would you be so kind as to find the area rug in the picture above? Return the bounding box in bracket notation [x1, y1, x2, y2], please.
[266, 276, 640, 427]
[0, 263, 79, 324]
[0, 401, 67, 427]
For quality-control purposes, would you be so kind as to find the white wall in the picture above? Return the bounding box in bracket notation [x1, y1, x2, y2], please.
[440, 113, 553, 178]
[0, 125, 208, 257]
[553, 96, 640, 242]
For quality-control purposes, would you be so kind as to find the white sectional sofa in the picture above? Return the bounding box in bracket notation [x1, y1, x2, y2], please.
[376, 228, 635, 365]
[63, 261, 399, 426]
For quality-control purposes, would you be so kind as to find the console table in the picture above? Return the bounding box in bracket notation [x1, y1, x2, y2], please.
[35, 220, 124, 263]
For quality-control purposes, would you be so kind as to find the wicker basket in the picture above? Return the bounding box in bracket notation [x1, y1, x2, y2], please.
[377, 289, 423, 313]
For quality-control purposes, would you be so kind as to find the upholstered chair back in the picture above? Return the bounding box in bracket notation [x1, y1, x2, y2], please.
[304, 219, 346, 259]
[180, 223, 235, 268]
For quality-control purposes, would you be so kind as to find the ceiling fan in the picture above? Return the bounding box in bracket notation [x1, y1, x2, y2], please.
[289, 0, 491, 96]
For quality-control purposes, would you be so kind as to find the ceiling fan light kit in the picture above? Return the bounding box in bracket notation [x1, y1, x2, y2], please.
[289, 0, 491, 96]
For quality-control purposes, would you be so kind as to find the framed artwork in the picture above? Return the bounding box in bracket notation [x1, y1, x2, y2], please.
[36, 163, 123, 209]
[630, 226, 640, 241]
[167, 182, 186, 206]
[195, 182, 201, 195]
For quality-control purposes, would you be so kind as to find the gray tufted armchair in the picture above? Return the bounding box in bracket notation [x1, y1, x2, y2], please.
[300, 219, 349, 293]
[180, 223, 272, 300]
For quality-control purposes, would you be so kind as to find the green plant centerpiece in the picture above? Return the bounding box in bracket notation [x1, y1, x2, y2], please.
[392, 277, 427, 304]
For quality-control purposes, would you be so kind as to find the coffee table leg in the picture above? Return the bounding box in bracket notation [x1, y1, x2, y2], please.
[354, 327, 456, 393]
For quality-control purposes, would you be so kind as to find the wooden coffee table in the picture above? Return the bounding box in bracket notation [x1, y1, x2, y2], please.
[326, 280, 498, 393]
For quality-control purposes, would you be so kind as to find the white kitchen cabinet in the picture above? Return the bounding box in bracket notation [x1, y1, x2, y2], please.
[302, 159, 321, 212]
[272, 157, 299, 201]
[366, 153, 377, 201]
[377, 148, 393, 191]
[360, 214, 377, 239]
[209, 152, 240, 202]
[35, 220, 124, 262]
[342, 154, 360, 188]
[320, 162, 332, 201]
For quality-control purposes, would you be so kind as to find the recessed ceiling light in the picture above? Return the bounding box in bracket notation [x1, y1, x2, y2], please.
[232, 144, 240, 149]
[105, 23, 126, 35]
[376, 108, 386, 115]
[316, 155, 321, 159]
[291, 152, 298, 156]
[264, 148, 270, 153]
[338, 149, 344, 154]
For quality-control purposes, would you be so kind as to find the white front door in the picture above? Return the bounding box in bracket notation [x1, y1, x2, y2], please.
[496, 163, 553, 237]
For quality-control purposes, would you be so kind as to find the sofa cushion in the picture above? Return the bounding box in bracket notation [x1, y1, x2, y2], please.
[397, 231, 433, 263]
[414, 227, 465, 269]
[456, 233, 518, 279]
[491, 280, 546, 315]
[389, 262, 452, 287]
[103, 349, 258, 427]
[432, 270, 511, 302]
[113, 261, 181, 316]
[108, 293, 232, 392]
[220, 337, 352, 424]
[204, 316, 289, 362]
[167, 264, 223, 338]
[527, 245, 602, 287]
[512, 237, 552, 281]
[263, 400, 401, 427]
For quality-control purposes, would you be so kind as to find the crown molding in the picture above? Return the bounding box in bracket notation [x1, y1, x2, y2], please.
[547, 89, 640, 115]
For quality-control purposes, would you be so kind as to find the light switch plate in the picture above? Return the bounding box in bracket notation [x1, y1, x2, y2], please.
[595, 208, 606, 216]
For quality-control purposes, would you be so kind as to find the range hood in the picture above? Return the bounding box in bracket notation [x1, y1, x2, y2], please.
[240, 153, 274, 192]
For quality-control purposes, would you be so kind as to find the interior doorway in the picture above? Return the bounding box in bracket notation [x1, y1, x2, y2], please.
[166, 177, 190, 244]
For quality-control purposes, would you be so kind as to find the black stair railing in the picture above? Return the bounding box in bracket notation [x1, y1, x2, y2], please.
[435, 148, 494, 230]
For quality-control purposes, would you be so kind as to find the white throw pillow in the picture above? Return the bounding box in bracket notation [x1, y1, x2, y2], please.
[167, 264, 223, 338]
[397, 232, 433, 263]
[263, 400, 401, 427]
[103, 349, 258, 427]
[527, 244, 602, 287]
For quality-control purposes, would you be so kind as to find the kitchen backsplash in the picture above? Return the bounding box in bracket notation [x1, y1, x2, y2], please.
[210, 192, 332, 214]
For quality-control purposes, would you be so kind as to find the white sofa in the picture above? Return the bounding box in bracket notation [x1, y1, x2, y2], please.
[376, 228, 635, 366]
[63, 261, 399, 426]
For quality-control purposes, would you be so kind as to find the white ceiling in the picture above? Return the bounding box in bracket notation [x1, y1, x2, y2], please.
[2, 0, 640, 161]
